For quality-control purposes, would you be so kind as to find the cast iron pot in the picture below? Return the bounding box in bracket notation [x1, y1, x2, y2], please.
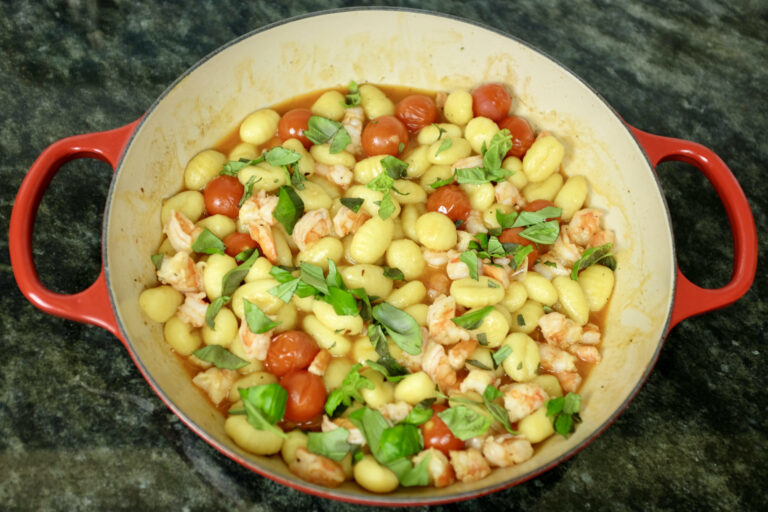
[9, 8, 758, 506]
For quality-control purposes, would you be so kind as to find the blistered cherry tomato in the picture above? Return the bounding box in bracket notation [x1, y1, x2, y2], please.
[420, 405, 464, 456]
[395, 94, 438, 133]
[280, 370, 326, 423]
[426, 184, 471, 222]
[499, 227, 540, 270]
[223, 232, 258, 258]
[498, 115, 535, 158]
[277, 108, 313, 148]
[204, 175, 244, 218]
[361, 115, 409, 156]
[471, 83, 511, 121]
[265, 331, 320, 377]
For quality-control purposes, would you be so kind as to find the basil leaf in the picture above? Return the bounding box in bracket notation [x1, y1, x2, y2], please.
[510, 244, 534, 270]
[344, 80, 361, 107]
[492, 344, 513, 366]
[326, 259, 344, 289]
[377, 191, 396, 219]
[496, 209, 518, 230]
[290, 167, 306, 190]
[459, 250, 479, 280]
[486, 236, 505, 257]
[455, 167, 488, 185]
[381, 155, 409, 179]
[205, 295, 231, 329]
[482, 385, 518, 435]
[452, 306, 494, 330]
[377, 424, 423, 463]
[402, 406, 433, 426]
[273, 186, 304, 235]
[325, 363, 374, 416]
[192, 228, 226, 255]
[240, 383, 288, 425]
[483, 129, 514, 172]
[326, 286, 359, 316]
[563, 392, 581, 415]
[307, 428, 352, 461]
[547, 392, 582, 437]
[430, 174, 456, 189]
[193, 345, 249, 370]
[512, 206, 563, 228]
[340, 197, 364, 213]
[383, 266, 405, 281]
[434, 137, 452, 157]
[488, 280, 500, 288]
[243, 299, 280, 334]
[571, 243, 615, 280]
[356, 407, 391, 461]
[519, 219, 560, 244]
[351, 287, 373, 322]
[235, 248, 256, 262]
[305, 116, 351, 154]
[151, 253, 164, 270]
[384, 456, 430, 487]
[264, 146, 301, 167]
[220, 248, 261, 297]
[437, 405, 492, 441]
[372, 303, 422, 356]
[268, 278, 300, 303]
[269, 265, 297, 283]
[365, 359, 407, 382]
[368, 325, 409, 376]
[467, 358, 492, 371]
[330, 127, 352, 154]
[241, 397, 285, 437]
[238, 175, 260, 207]
[517, 314, 526, 326]
[300, 262, 329, 295]
[223, 157, 264, 175]
[477, 333, 489, 346]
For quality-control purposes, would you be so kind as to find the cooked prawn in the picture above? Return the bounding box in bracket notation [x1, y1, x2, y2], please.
[482, 434, 534, 467]
[332, 205, 370, 237]
[165, 210, 202, 253]
[449, 448, 492, 483]
[412, 448, 455, 488]
[567, 344, 602, 364]
[423, 249, 460, 268]
[538, 312, 583, 349]
[459, 369, 496, 396]
[378, 401, 413, 424]
[451, 155, 483, 171]
[554, 371, 582, 393]
[421, 341, 458, 393]
[308, 349, 332, 376]
[581, 323, 601, 345]
[447, 338, 478, 370]
[341, 107, 364, 156]
[427, 295, 470, 346]
[156, 251, 205, 294]
[321, 415, 366, 446]
[315, 162, 354, 188]
[238, 316, 272, 361]
[176, 292, 208, 328]
[248, 223, 278, 263]
[483, 263, 511, 288]
[533, 258, 570, 280]
[548, 227, 583, 268]
[568, 209, 602, 246]
[537, 342, 578, 373]
[494, 181, 526, 208]
[446, 255, 479, 280]
[425, 272, 451, 302]
[191, 367, 237, 405]
[588, 228, 615, 249]
[465, 210, 488, 235]
[500, 382, 549, 423]
[292, 208, 331, 251]
[289, 447, 346, 488]
[239, 189, 278, 227]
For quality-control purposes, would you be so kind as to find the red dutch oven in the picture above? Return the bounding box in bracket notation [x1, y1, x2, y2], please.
[8, 9, 757, 506]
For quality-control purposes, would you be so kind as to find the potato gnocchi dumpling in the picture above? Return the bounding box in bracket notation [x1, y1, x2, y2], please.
[140, 81, 618, 493]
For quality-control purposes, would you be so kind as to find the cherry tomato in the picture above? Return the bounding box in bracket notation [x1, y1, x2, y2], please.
[361, 115, 409, 156]
[203, 175, 244, 218]
[523, 199, 558, 215]
[278, 108, 313, 148]
[265, 331, 320, 377]
[499, 227, 540, 270]
[498, 115, 535, 158]
[426, 184, 471, 222]
[280, 370, 326, 423]
[395, 94, 437, 133]
[420, 405, 464, 456]
[471, 83, 512, 121]
[223, 232, 258, 258]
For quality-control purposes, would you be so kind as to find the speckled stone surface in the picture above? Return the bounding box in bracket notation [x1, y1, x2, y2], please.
[1, 1, 766, 510]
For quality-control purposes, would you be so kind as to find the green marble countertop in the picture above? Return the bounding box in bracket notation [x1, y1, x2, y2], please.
[1, 1, 766, 510]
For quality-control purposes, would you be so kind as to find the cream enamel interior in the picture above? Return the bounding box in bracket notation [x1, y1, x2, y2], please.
[104, 10, 675, 503]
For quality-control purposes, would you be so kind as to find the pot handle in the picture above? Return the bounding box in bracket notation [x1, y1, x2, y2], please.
[628, 125, 757, 329]
[9, 120, 140, 339]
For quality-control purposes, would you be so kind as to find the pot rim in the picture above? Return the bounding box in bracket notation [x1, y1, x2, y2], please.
[102, 6, 676, 505]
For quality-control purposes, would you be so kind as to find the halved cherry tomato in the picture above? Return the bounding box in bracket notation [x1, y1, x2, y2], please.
[499, 227, 540, 270]
[523, 199, 558, 215]
[498, 115, 535, 158]
[203, 175, 244, 218]
[395, 94, 437, 133]
[361, 115, 409, 156]
[426, 184, 471, 222]
[471, 83, 512, 121]
[420, 405, 464, 456]
[277, 108, 313, 148]
[265, 331, 320, 377]
[280, 370, 326, 423]
[223, 232, 258, 258]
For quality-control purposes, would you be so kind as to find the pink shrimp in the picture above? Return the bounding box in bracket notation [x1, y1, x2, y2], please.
[482, 435, 534, 468]
[427, 295, 470, 346]
[238, 317, 272, 361]
[421, 341, 458, 393]
[164, 210, 202, 253]
[341, 107, 364, 156]
[412, 448, 456, 488]
[176, 292, 208, 328]
[483, 264, 511, 288]
[308, 349, 332, 376]
[447, 338, 478, 370]
[289, 447, 346, 488]
[538, 312, 583, 349]
[292, 209, 331, 251]
[315, 163, 353, 188]
[500, 382, 549, 423]
[156, 251, 204, 294]
[191, 367, 237, 405]
[567, 209, 602, 246]
[449, 448, 492, 483]
[332, 205, 370, 237]
[494, 181, 526, 208]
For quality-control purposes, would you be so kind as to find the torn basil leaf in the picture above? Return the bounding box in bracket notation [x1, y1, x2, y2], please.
[519, 219, 560, 244]
[512, 206, 562, 227]
[510, 244, 534, 270]
[365, 360, 407, 382]
[452, 306, 494, 330]
[381, 155, 409, 179]
[304, 116, 351, 154]
[570, 243, 615, 279]
[307, 428, 352, 461]
[435, 137, 452, 157]
[340, 197, 364, 213]
[482, 385, 518, 435]
[459, 250, 479, 280]
[547, 392, 582, 437]
[205, 295, 231, 329]
[383, 266, 405, 281]
[243, 299, 280, 334]
[430, 174, 456, 189]
[372, 303, 422, 356]
[437, 405, 492, 441]
[496, 209, 518, 230]
[193, 345, 249, 370]
[377, 424, 423, 464]
[325, 363, 374, 417]
[151, 253, 164, 270]
[344, 80, 361, 107]
[273, 185, 305, 235]
[220, 249, 261, 297]
[492, 344, 513, 366]
[192, 228, 226, 255]
[402, 405, 433, 426]
[299, 262, 329, 295]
